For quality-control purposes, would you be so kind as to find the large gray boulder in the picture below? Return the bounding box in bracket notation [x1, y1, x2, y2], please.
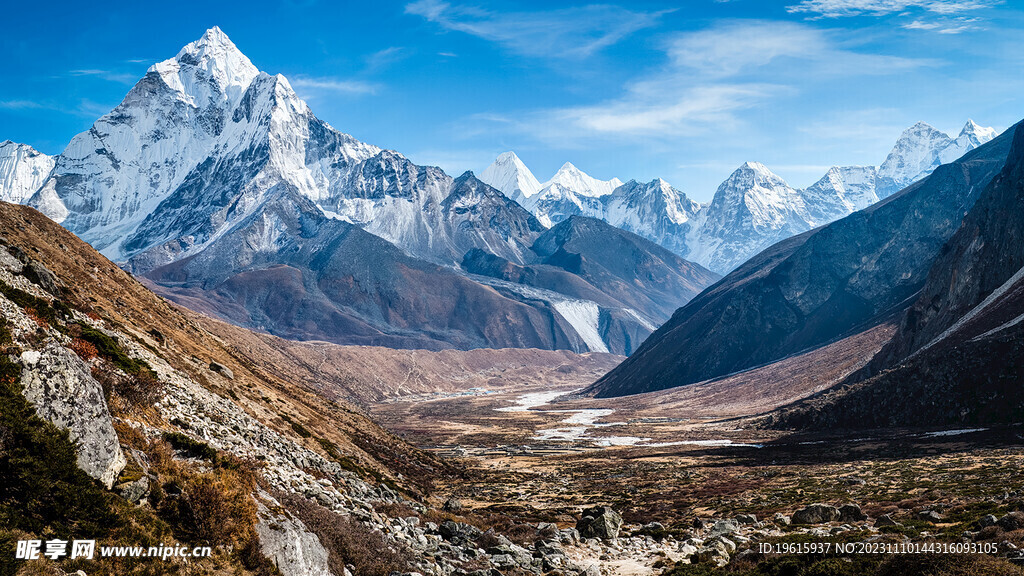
[256, 501, 333, 576]
[20, 344, 126, 488]
[839, 504, 867, 522]
[576, 506, 623, 540]
[792, 504, 840, 525]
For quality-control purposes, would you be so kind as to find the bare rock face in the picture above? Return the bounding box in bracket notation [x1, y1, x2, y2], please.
[256, 500, 334, 576]
[19, 343, 126, 488]
[791, 504, 840, 525]
[576, 506, 623, 540]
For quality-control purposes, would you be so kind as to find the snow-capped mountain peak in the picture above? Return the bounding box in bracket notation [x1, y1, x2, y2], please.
[961, 119, 997, 142]
[877, 121, 952, 196]
[151, 26, 258, 108]
[939, 119, 999, 164]
[544, 162, 623, 198]
[479, 151, 542, 200]
[727, 162, 791, 194]
[875, 120, 998, 197]
[0, 141, 55, 204]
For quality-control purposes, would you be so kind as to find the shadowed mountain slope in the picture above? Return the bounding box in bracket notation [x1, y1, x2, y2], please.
[587, 123, 1018, 398]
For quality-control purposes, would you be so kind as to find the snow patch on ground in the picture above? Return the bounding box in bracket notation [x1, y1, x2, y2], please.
[496, 391, 760, 449]
[495, 390, 573, 412]
[923, 428, 987, 437]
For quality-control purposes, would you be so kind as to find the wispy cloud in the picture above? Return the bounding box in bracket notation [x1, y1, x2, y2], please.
[364, 47, 408, 71]
[902, 15, 983, 32]
[404, 0, 666, 58]
[787, 0, 1000, 18]
[290, 76, 379, 95]
[667, 20, 928, 77]
[0, 100, 48, 110]
[1, 98, 117, 118]
[67, 69, 138, 84]
[480, 20, 936, 144]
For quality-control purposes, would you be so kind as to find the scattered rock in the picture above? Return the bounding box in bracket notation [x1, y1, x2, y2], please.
[792, 504, 840, 525]
[23, 260, 62, 295]
[735, 514, 758, 525]
[536, 522, 559, 541]
[576, 506, 623, 540]
[442, 497, 462, 513]
[438, 520, 482, 544]
[691, 538, 731, 567]
[0, 246, 24, 274]
[709, 520, 740, 536]
[773, 513, 791, 526]
[256, 499, 333, 576]
[643, 521, 665, 531]
[209, 361, 234, 380]
[918, 510, 945, 523]
[115, 476, 150, 504]
[875, 514, 902, 527]
[976, 514, 998, 529]
[839, 504, 867, 522]
[709, 536, 736, 553]
[998, 512, 1024, 531]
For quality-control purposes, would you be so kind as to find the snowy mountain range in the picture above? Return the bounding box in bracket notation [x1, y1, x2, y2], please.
[0, 27, 717, 355]
[481, 120, 998, 274]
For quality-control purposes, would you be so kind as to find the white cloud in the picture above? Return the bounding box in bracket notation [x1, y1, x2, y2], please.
[667, 21, 829, 76]
[480, 20, 936, 144]
[787, 0, 999, 18]
[364, 47, 407, 70]
[405, 0, 666, 58]
[290, 76, 379, 95]
[0, 100, 48, 110]
[67, 69, 138, 84]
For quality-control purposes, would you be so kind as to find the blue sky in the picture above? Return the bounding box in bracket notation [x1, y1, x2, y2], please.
[1, 0, 1022, 201]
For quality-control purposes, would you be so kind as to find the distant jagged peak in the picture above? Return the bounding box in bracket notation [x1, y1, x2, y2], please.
[479, 151, 542, 199]
[543, 161, 623, 198]
[722, 161, 792, 191]
[960, 119, 997, 141]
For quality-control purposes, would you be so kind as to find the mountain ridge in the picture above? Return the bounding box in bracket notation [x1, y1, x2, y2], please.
[481, 120, 998, 274]
[586, 122, 1016, 397]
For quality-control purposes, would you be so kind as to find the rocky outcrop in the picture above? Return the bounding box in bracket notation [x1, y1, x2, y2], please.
[256, 498, 335, 576]
[791, 504, 840, 525]
[576, 506, 623, 540]
[839, 504, 867, 522]
[19, 343, 126, 488]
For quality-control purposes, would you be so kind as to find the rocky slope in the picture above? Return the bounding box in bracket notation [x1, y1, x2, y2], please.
[0, 200, 656, 576]
[586, 122, 1018, 398]
[772, 123, 1024, 429]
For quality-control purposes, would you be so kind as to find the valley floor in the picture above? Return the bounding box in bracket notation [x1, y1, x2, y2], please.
[369, 349, 1024, 575]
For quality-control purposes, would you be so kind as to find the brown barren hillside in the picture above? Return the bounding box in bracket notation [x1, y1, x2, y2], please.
[0, 201, 442, 486]
[180, 309, 624, 405]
